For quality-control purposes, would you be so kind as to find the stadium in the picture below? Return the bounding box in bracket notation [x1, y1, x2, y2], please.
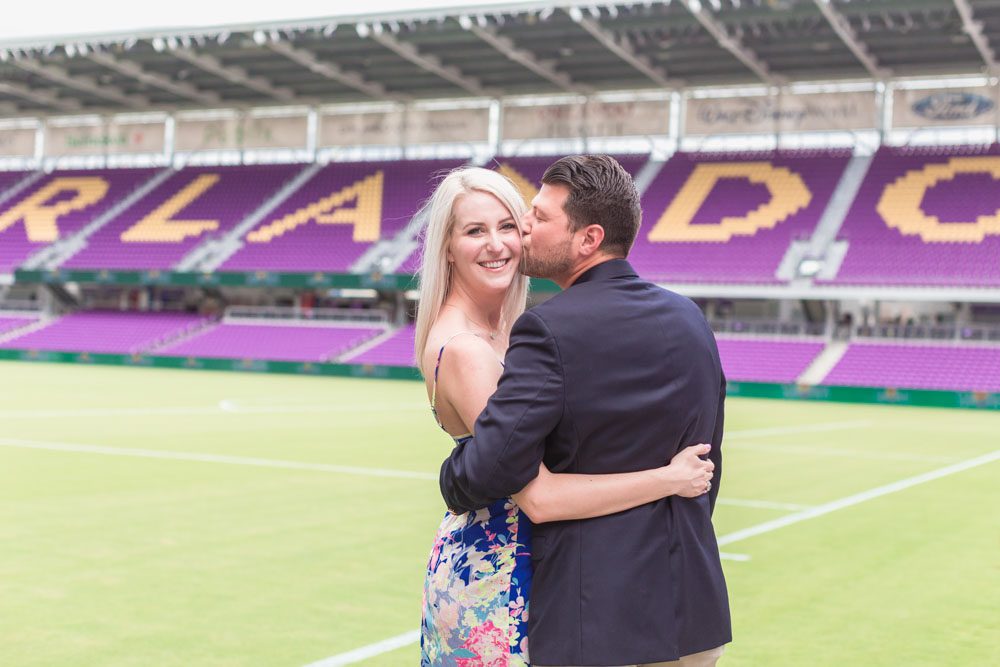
[1, 1, 998, 665]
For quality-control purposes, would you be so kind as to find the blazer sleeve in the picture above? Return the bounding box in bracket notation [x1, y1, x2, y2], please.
[439, 309, 564, 514]
[708, 371, 726, 515]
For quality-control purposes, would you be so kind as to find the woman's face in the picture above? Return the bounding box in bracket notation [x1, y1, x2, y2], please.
[447, 190, 522, 297]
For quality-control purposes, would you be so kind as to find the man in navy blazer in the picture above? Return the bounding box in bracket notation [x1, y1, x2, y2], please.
[439, 155, 731, 667]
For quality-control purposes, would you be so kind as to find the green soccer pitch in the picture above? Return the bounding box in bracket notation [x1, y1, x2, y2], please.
[1, 360, 997, 667]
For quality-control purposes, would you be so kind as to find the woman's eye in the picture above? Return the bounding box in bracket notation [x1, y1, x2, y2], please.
[501, 223, 518, 231]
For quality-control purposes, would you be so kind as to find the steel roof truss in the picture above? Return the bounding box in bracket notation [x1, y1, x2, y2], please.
[171, 48, 301, 104]
[13, 59, 149, 109]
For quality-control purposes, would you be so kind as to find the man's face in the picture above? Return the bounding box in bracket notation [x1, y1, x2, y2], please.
[520, 183, 575, 280]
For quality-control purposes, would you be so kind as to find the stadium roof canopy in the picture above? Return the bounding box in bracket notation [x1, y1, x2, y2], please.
[1, 0, 999, 116]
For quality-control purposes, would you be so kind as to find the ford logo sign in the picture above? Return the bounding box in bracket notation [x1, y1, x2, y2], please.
[912, 92, 994, 121]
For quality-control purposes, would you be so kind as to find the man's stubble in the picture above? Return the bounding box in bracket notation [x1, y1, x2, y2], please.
[520, 236, 574, 281]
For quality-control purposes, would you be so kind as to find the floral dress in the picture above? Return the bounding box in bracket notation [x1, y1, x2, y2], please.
[421, 333, 533, 666]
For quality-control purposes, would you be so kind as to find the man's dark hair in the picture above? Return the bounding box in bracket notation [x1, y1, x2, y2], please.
[541, 154, 642, 257]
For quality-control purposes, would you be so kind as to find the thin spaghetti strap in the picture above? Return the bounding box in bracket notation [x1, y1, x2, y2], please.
[430, 331, 482, 425]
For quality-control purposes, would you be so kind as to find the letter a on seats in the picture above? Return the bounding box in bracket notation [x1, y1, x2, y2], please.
[120, 174, 221, 242]
[648, 162, 811, 242]
[247, 172, 384, 243]
[0, 177, 110, 242]
[497, 163, 538, 206]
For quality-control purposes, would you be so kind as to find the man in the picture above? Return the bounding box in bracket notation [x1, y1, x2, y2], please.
[439, 155, 731, 667]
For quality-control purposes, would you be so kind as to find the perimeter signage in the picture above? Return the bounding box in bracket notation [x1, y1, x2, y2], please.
[893, 86, 998, 128]
[685, 91, 877, 135]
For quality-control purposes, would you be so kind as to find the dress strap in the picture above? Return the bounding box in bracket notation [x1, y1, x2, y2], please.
[431, 331, 483, 430]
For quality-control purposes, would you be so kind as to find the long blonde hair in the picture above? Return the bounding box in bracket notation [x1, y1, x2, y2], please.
[414, 167, 530, 374]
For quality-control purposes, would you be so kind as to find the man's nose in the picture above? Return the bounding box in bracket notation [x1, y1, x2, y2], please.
[520, 212, 533, 234]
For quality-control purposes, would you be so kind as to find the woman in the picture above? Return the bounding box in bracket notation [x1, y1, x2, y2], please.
[416, 167, 714, 666]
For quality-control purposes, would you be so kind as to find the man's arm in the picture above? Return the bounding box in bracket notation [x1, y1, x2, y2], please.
[708, 371, 725, 515]
[439, 310, 564, 514]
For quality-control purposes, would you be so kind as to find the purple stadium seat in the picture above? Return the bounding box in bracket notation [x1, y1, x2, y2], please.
[0, 170, 31, 196]
[158, 322, 385, 362]
[715, 336, 826, 383]
[824, 342, 1000, 392]
[0, 315, 37, 336]
[0, 168, 158, 274]
[823, 144, 1000, 287]
[629, 150, 850, 284]
[63, 164, 304, 270]
[0, 311, 206, 354]
[347, 324, 416, 367]
[221, 159, 465, 273]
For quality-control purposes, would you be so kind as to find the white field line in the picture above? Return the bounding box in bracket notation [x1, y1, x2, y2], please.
[302, 630, 421, 667]
[717, 449, 1000, 547]
[726, 441, 956, 463]
[0, 437, 437, 481]
[303, 448, 1000, 667]
[719, 552, 752, 562]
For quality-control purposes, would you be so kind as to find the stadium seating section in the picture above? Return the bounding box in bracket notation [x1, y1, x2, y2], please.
[0, 311, 206, 355]
[824, 144, 1000, 287]
[158, 322, 385, 363]
[715, 337, 825, 384]
[1, 147, 999, 287]
[823, 342, 1000, 393]
[0, 168, 158, 274]
[632, 150, 851, 284]
[63, 164, 304, 270]
[0, 315, 37, 336]
[345, 323, 416, 367]
[220, 159, 465, 273]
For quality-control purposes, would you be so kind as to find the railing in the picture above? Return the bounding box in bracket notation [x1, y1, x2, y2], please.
[855, 323, 1000, 342]
[710, 319, 826, 337]
[0, 301, 42, 314]
[223, 305, 388, 325]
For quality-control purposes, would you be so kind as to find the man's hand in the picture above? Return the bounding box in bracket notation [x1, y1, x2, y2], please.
[665, 443, 715, 498]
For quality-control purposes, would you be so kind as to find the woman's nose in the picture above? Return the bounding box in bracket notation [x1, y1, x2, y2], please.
[486, 231, 504, 251]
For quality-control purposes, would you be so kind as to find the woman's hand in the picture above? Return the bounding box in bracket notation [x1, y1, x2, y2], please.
[664, 443, 715, 498]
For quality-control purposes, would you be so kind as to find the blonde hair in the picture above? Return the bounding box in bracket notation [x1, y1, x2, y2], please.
[414, 167, 530, 374]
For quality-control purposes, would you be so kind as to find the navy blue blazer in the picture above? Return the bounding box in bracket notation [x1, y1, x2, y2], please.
[439, 259, 731, 666]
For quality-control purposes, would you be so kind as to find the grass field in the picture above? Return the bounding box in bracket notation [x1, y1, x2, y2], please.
[1, 360, 998, 667]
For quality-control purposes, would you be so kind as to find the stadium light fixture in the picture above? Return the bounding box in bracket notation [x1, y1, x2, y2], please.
[253, 30, 267, 46]
[688, 0, 702, 13]
[217, 30, 230, 44]
[568, 6, 584, 22]
[152, 37, 166, 52]
[322, 24, 338, 37]
[123, 38, 137, 50]
[372, 23, 384, 36]
[356, 23, 370, 38]
[269, 30, 282, 43]
[65, 44, 77, 58]
[587, 6, 601, 18]
[458, 15, 473, 30]
[539, 7, 555, 20]
[166, 36, 179, 50]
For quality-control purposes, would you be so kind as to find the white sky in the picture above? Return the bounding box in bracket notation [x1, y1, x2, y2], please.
[2, 0, 541, 43]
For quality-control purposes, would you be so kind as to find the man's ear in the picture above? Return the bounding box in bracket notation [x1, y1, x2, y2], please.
[577, 224, 606, 257]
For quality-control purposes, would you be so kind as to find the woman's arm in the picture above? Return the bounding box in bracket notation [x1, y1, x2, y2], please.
[512, 445, 713, 524]
[438, 338, 714, 523]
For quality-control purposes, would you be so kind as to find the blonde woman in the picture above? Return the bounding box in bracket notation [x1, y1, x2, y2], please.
[417, 167, 714, 666]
